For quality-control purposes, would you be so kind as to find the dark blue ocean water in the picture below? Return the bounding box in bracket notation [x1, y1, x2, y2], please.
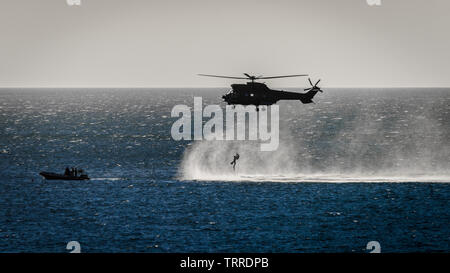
[0, 88, 449, 252]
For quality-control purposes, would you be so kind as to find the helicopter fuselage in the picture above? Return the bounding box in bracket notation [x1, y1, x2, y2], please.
[222, 82, 320, 106]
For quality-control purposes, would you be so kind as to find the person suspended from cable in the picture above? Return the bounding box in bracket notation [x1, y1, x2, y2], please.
[230, 153, 240, 171]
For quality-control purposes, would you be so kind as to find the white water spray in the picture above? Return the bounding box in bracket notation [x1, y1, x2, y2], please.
[178, 91, 450, 183]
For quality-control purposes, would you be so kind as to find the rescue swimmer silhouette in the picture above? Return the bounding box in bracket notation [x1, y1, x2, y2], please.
[231, 153, 240, 171]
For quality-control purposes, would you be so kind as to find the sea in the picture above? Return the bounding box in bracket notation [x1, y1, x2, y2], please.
[0, 88, 448, 253]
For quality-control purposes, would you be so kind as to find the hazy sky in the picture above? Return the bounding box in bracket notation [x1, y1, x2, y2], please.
[0, 0, 449, 88]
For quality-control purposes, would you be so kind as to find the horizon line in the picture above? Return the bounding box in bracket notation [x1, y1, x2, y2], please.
[1, 86, 450, 89]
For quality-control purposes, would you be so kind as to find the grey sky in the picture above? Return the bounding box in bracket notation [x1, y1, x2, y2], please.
[0, 0, 449, 88]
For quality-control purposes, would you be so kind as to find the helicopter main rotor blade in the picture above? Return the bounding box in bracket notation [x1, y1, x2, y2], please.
[198, 74, 248, 80]
[258, 74, 308, 79]
[315, 79, 321, 86]
[308, 78, 313, 86]
[243, 73, 253, 79]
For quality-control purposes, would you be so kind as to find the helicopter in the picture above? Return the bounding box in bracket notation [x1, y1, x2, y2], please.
[198, 73, 323, 111]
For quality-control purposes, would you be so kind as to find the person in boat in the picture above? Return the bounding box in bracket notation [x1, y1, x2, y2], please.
[64, 167, 70, 176]
[230, 153, 240, 171]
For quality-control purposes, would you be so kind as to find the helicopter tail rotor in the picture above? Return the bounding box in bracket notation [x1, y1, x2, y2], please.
[304, 78, 323, 93]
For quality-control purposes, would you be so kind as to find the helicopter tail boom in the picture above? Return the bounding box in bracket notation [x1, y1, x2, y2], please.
[299, 78, 323, 104]
[299, 89, 321, 104]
